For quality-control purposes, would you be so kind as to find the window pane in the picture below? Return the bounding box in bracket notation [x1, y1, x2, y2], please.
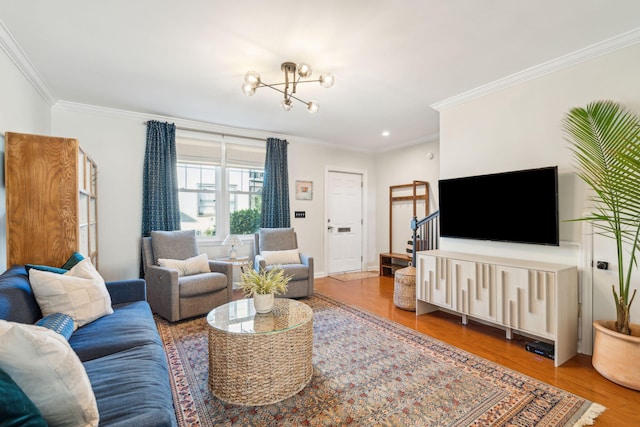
[178, 162, 218, 236]
[229, 167, 263, 235]
[179, 192, 216, 236]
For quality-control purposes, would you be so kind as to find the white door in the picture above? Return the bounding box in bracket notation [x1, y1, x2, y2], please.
[327, 171, 363, 273]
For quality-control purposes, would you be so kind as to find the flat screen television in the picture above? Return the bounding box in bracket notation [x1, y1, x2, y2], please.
[438, 166, 559, 246]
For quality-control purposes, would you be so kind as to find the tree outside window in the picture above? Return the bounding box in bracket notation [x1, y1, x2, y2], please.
[229, 168, 263, 235]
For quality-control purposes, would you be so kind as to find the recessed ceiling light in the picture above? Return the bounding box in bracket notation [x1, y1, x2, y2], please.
[382, 131, 390, 137]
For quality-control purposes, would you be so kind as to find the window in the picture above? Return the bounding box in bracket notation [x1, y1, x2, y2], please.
[229, 168, 263, 235]
[177, 162, 218, 236]
[176, 134, 265, 238]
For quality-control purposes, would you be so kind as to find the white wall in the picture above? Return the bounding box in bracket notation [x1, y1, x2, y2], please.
[374, 141, 440, 257]
[50, 105, 377, 281]
[0, 47, 52, 272]
[437, 43, 640, 353]
[51, 107, 146, 281]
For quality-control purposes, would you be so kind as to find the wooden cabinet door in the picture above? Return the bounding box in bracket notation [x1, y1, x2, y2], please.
[462, 261, 497, 322]
[496, 266, 556, 339]
[6, 132, 79, 267]
[419, 255, 453, 309]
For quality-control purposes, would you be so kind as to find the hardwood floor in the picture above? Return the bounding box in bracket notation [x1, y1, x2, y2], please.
[314, 274, 640, 426]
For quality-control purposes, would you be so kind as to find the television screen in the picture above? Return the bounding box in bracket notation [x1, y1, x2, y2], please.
[438, 166, 559, 246]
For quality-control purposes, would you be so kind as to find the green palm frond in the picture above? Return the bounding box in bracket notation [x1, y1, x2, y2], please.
[563, 100, 640, 307]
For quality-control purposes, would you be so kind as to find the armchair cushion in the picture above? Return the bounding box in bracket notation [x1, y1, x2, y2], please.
[260, 249, 300, 265]
[264, 263, 309, 281]
[178, 273, 228, 297]
[258, 228, 297, 251]
[150, 230, 198, 263]
[157, 253, 210, 277]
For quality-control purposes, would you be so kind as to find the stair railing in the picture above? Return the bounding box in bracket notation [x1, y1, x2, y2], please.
[410, 210, 440, 266]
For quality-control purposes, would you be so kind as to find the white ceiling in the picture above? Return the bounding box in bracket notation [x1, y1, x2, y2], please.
[1, 1, 640, 151]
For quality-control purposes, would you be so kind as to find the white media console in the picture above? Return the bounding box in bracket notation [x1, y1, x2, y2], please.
[415, 250, 578, 366]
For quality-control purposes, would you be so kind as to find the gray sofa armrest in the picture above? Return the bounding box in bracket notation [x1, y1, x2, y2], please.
[106, 279, 147, 305]
[144, 265, 180, 321]
[208, 260, 234, 301]
[300, 253, 314, 272]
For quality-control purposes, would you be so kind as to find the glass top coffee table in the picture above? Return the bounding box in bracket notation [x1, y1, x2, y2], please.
[206, 298, 313, 406]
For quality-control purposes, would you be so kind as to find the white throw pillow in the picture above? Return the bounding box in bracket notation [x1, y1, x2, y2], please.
[260, 249, 301, 265]
[158, 253, 210, 277]
[29, 258, 113, 330]
[0, 320, 99, 427]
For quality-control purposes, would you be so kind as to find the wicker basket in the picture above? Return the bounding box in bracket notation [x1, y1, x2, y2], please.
[394, 265, 416, 311]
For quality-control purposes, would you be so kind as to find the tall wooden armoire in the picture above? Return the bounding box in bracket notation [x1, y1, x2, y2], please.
[5, 132, 98, 268]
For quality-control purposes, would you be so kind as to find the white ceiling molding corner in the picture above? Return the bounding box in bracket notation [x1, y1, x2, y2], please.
[431, 27, 640, 112]
[374, 133, 440, 154]
[0, 18, 56, 106]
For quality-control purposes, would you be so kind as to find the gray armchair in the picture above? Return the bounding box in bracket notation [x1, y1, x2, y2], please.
[254, 227, 314, 298]
[141, 230, 233, 322]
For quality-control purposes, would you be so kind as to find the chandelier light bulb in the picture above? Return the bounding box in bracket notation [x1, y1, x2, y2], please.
[242, 61, 333, 112]
[241, 82, 256, 96]
[281, 98, 294, 111]
[297, 62, 312, 78]
[307, 100, 319, 114]
[319, 73, 335, 88]
[244, 70, 261, 86]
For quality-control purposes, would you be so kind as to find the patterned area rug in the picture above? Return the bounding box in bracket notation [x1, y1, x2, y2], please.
[155, 294, 605, 426]
[328, 271, 380, 281]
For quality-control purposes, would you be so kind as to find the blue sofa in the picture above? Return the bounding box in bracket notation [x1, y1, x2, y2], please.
[0, 265, 178, 427]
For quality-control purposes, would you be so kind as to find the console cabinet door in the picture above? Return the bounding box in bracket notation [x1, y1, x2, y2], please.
[417, 255, 453, 309]
[451, 259, 475, 315]
[496, 266, 556, 339]
[466, 262, 497, 322]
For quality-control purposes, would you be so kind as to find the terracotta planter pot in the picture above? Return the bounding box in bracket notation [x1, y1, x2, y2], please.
[592, 320, 640, 391]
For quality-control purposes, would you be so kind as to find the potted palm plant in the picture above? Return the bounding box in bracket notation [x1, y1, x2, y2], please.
[239, 264, 291, 313]
[563, 99, 640, 390]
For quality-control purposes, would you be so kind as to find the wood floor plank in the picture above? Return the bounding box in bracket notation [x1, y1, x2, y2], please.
[315, 275, 640, 426]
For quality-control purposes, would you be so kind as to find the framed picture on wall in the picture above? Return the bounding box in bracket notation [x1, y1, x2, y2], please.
[295, 180, 313, 200]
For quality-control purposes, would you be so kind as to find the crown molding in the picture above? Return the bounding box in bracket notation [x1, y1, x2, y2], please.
[52, 100, 376, 152]
[432, 27, 640, 112]
[0, 18, 56, 106]
[374, 133, 439, 153]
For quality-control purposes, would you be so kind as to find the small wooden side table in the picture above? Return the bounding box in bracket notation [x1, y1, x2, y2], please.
[215, 256, 250, 287]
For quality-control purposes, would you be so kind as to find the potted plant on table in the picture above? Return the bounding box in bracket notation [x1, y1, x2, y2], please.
[239, 264, 291, 313]
[563, 99, 640, 390]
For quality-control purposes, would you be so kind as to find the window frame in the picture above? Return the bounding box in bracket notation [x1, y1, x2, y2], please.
[175, 132, 264, 241]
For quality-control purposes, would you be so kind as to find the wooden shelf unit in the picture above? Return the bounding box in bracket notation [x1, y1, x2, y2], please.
[380, 181, 429, 276]
[388, 180, 429, 253]
[5, 132, 98, 268]
[379, 252, 412, 277]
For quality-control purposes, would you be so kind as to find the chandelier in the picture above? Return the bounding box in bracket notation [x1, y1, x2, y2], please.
[241, 61, 335, 113]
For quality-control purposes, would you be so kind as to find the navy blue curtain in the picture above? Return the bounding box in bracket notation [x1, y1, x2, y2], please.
[141, 120, 180, 236]
[260, 138, 290, 228]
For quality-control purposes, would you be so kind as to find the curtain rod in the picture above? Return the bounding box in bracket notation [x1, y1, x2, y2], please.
[143, 121, 268, 142]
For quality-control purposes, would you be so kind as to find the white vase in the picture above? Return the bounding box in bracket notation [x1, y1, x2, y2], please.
[253, 293, 275, 314]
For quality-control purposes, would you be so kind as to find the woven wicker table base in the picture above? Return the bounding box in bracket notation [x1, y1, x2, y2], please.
[207, 298, 313, 406]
